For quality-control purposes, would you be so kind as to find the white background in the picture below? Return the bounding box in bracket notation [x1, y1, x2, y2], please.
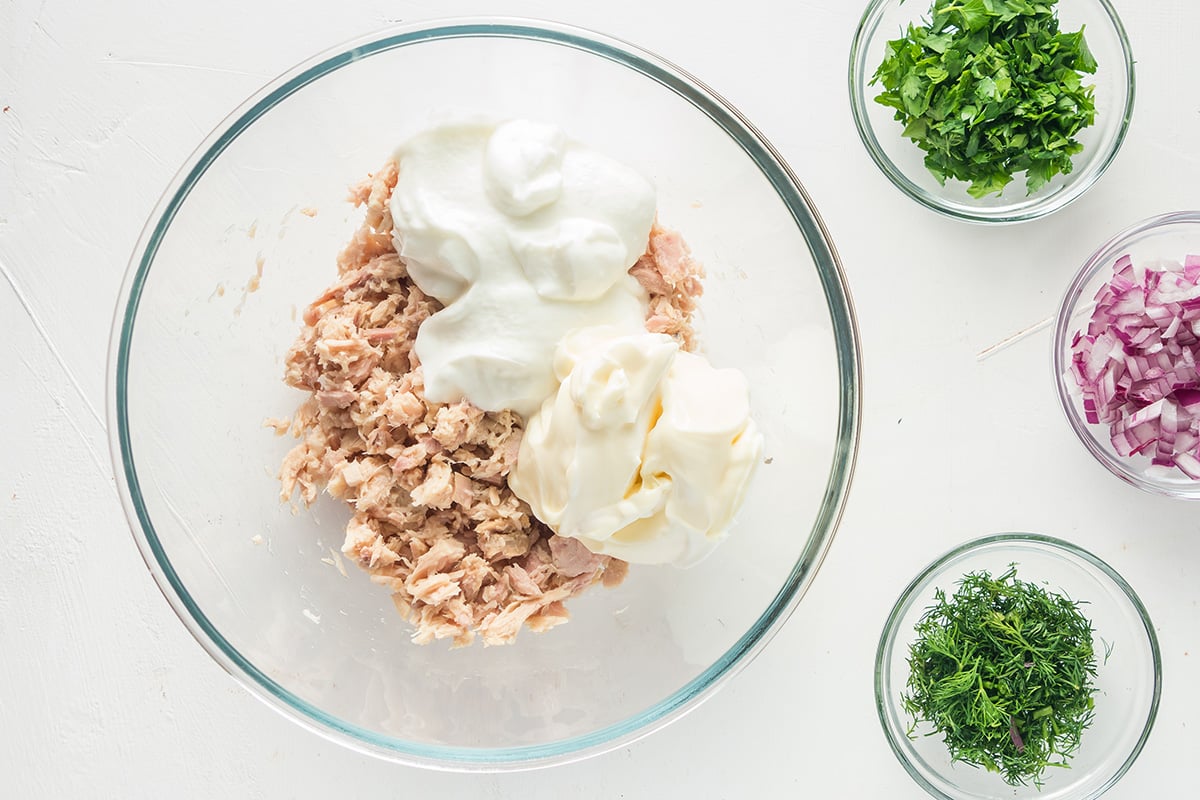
[2, 0, 1198, 797]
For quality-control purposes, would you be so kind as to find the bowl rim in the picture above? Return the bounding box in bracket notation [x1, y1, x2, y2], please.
[874, 532, 1162, 800]
[847, 0, 1136, 224]
[1052, 210, 1200, 499]
[105, 16, 863, 771]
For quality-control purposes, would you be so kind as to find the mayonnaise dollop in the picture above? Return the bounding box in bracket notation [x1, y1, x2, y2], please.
[389, 119, 656, 418]
[508, 327, 764, 567]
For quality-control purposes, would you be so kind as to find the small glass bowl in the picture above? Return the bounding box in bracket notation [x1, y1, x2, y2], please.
[849, 0, 1134, 223]
[1053, 212, 1200, 498]
[876, 534, 1160, 800]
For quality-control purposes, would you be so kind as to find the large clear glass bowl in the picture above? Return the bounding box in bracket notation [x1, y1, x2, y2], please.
[849, 0, 1134, 224]
[106, 19, 861, 770]
[876, 534, 1160, 799]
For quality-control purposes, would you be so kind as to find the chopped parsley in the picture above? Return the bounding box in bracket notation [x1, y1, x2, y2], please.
[871, 0, 1098, 198]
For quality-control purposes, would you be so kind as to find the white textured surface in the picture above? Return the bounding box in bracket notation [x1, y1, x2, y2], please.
[2, 0, 1197, 796]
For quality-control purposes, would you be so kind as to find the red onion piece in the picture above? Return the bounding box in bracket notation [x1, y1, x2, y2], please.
[1009, 716, 1025, 753]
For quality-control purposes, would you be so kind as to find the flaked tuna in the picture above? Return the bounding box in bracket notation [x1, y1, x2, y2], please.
[274, 159, 703, 646]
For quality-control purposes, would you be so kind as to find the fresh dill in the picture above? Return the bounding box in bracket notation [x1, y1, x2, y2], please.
[903, 565, 1099, 787]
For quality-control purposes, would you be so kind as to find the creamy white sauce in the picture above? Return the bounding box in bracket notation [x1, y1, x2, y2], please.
[509, 327, 763, 567]
[390, 119, 762, 566]
[389, 119, 656, 418]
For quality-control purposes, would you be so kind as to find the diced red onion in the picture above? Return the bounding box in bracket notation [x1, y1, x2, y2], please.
[1069, 253, 1200, 479]
[1009, 716, 1025, 754]
[1185, 254, 1200, 281]
[1176, 451, 1200, 479]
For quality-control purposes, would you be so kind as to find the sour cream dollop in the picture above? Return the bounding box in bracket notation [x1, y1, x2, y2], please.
[389, 119, 656, 418]
[508, 327, 764, 567]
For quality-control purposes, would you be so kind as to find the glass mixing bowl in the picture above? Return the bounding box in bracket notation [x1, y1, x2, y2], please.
[1053, 212, 1200, 498]
[876, 534, 1160, 800]
[849, 0, 1134, 223]
[107, 19, 861, 769]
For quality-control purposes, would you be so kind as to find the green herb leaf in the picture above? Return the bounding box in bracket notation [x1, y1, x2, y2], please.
[870, 0, 1098, 196]
[902, 566, 1100, 787]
